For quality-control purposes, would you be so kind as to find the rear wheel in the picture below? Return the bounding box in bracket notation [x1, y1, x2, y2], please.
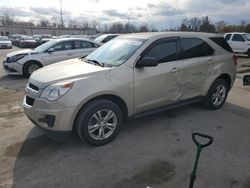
[23, 61, 42, 77]
[75, 99, 123, 146]
[247, 49, 250, 58]
[204, 79, 229, 110]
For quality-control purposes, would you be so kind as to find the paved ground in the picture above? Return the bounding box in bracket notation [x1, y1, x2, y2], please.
[0, 47, 250, 188]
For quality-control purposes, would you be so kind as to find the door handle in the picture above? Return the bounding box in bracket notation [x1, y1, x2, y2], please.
[208, 59, 214, 64]
[67, 53, 73, 56]
[171, 67, 180, 73]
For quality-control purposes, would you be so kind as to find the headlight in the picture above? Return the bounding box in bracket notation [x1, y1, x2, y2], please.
[8, 54, 26, 63]
[40, 81, 74, 102]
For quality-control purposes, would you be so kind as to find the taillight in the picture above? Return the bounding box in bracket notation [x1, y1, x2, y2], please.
[233, 54, 238, 66]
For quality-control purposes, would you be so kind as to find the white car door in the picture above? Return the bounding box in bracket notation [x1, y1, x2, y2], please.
[39, 41, 74, 66]
[229, 34, 248, 53]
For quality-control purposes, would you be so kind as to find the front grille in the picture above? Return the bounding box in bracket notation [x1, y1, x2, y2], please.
[29, 83, 39, 91]
[26, 96, 35, 106]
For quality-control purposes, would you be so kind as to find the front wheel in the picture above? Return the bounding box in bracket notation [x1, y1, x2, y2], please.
[23, 61, 42, 77]
[204, 79, 229, 110]
[75, 99, 123, 146]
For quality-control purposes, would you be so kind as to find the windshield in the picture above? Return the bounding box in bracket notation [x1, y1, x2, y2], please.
[0, 37, 9, 41]
[243, 34, 250, 41]
[86, 38, 146, 66]
[34, 40, 57, 53]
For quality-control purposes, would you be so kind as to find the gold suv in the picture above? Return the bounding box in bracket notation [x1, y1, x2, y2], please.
[23, 32, 237, 146]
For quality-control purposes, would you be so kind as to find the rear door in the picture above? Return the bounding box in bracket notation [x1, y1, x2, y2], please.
[134, 37, 183, 113]
[179, 38, 215, 100]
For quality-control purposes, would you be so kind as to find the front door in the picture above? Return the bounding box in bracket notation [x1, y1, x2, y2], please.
[134, 37, 182, 114]
[39, 41, 74, 66]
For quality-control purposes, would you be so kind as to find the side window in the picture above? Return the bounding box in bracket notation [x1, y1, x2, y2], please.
[52, 41, 73, 51]
[82, 41, 92, 48]
[180, 38, 214, 59]
[53, 42, 65, 51]
[225, 34, 231, 41]
[143, 40, 178, 63]
[232, 34, 245, 42]
[74, 41, 82, 49]
[73, 40, 98, 49]
[91, 42, 100, 48]
[64, 41, 73, 50]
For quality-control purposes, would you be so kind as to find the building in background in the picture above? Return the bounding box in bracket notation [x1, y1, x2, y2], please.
[0, 25, 96, 36]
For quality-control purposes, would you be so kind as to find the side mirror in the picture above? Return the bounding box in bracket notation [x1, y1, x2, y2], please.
[47, 48, 55, 53]
[136, 57, 158, 68]
[243, 75, 250, 86]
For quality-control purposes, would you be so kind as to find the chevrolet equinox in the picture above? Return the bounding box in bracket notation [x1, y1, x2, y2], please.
[23, 32, 237, 146]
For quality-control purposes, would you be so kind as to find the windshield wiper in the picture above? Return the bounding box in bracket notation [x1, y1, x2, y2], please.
[84, 58, 104, 67]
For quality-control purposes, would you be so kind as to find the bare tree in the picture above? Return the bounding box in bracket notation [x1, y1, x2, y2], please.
[215, 21, 227, 33]
[37, 19, 51, 27]
[0, 13, 15, 25]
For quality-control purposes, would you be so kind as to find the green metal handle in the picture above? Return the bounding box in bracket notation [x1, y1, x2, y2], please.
[189, 132, 213, 188]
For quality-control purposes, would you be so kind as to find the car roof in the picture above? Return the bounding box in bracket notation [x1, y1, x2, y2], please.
[119, 32, 223, 40]
[52, 37, 95, 43]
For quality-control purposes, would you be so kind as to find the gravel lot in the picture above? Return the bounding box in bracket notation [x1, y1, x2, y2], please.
[0, 47, 250, 188]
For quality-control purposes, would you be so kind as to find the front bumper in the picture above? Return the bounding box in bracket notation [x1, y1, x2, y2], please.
[23, 94, 75, 128]
[3, 60, 23, 75]
[0, 44, 12, 48]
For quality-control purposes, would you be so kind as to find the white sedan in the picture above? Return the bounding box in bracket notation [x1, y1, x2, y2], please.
[0, 36, 12, 49]
[3, 38, 100, 77]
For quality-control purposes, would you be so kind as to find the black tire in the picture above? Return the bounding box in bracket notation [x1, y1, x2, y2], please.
[204, 78, 229, 110]
[23, 61, 42, 77]
[247, 49, 250, 58]
[75, 99, 123, 146]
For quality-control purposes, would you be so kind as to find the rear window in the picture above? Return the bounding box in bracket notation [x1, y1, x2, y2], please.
[225, 34, 231, 41]
[210, 37, 233, 53]
[180, 38, 214, 59]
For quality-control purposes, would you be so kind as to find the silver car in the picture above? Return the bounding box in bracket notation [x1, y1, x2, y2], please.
[23, 32, 236, 146]
[3, 38, 99, 77]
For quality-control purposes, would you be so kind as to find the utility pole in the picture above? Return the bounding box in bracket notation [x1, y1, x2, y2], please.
[60, 0, 64, 27]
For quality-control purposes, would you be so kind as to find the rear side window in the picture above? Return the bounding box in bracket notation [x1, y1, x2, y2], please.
[232, 34, 245, 42]
[73, 40, 99, 49]
[52, 41, 73, 51]
[210, 37, 233, 53]
[143, 40, 178, 63]
[180, 38, 214, 59]
[225, 34, 231, 41]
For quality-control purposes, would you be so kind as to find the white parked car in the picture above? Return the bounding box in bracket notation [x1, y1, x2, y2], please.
[0, 36, 12, 49]
[3, 38, 100, 77]
[224, 32, 250, 57]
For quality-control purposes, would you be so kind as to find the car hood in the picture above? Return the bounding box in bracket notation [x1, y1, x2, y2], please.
[7, 49, 36, 57]
[30, 58, 111, 88]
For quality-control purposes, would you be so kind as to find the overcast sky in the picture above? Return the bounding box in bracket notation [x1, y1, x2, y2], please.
[0, 0, 250, 29]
